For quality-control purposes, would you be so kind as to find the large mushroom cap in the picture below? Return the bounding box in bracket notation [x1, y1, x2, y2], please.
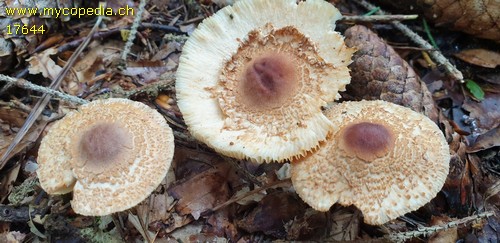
[37, 98, 175, 216]
[291, 100, 450, 225]
[176, 0, 354, 163]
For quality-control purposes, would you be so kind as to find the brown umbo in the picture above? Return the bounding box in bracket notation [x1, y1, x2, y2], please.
[37, 98, 175, 216]
[291, 100, 450, 225]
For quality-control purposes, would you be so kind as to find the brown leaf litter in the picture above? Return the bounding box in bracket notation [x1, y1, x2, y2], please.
[375, 0, 500, 41]
[1, 0, 499, 242]
[454, 49, 500, 69]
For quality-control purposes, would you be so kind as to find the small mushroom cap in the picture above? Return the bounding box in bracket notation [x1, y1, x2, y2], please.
[176, 0, 354, 163]
[37, 98, 175, 216]
[291, 100, 450, 225]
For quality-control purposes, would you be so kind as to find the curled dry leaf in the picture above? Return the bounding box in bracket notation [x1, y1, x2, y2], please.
[419, 0, 500, 41]
[462, 93, 500, 131]
[443, 138, 473, 214]
[343, 25, 439, 122]
[27, 47, 62, 81]
[168, 168, 230, 220]
[467, 125, 500, 153]
[454, 49, 500, 68]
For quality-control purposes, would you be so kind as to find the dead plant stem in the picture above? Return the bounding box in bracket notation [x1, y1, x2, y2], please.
[120, 0, 147, 65]
[0, 74, 87, 105]
[209, 179, 292, 213]
[388, 211, 495, 241]
[340, 14, 418, 23]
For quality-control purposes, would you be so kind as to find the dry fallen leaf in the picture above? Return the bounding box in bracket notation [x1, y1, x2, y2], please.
[120, 60, 169, 84]
[328, 206, 359, 241]
[168, 168, 230, 220]
[454, 49, 500, 68]
[27, 47, 62, 81]
[377, 0, 500, 41]
[236, 191, 305, 238]
[428, 215, 458, 243]
[0, 163, 20, 203]
[467, 125, 500, 153]
[0, 231, 26, 243]
[0, 107, 28, 128]
[285, 209, 327, 240]
[462, 93, 500, 131]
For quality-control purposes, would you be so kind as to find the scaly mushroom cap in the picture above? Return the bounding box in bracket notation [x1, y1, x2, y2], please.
[176, 0, 354, 163]
[291, 100, 450, 225]
[37, 98, 175, 216]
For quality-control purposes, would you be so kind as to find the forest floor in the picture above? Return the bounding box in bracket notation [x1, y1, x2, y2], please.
[0, 0, 499, 242]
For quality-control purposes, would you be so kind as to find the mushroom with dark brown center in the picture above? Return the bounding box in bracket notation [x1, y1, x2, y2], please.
[338, 122, 395, 162]
[176, 0, 355, 162]
[241, 52, 298, 108]
[76, 123, 132, 173]
[291, 100, 450, 225]
[37, 98, 175, 216]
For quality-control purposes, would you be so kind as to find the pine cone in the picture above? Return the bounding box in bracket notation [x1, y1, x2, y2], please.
[343, 25, 439, 122]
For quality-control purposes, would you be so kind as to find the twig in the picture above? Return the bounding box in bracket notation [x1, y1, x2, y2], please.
[208, 179, 292, 214]
[110, 75, 176, 98]
[0, 68, 29, 95]
[0, 4, 105, 170]
[141, 23, 183, 33]
[340, 14, 418, 23]
[388, 211, 495, 242]
[391, 46, 434, 51]
[224, 156, 264, 187]
[0, 74, 87, 105]
[58, 24, 183, 53]
[0, 100, 31, 113]
[354, 0, 464, 83]
[0, 205, 47, 222]
[120, 0, 147, 66]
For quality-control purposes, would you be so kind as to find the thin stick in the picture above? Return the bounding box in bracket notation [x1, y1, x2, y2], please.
[0, 74, 87, 105]
[0, 4, 104, 169]
[354, 0, 464, 83]
[388, 211, 495, 241]
[58, 24, 183, 53]
[120, 0, 147, 65]
[340, 14, 418, 23]
[208, 179, 292, 213]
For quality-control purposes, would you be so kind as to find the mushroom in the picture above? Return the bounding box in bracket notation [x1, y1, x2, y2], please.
[291, 100, 450, 225]
[176, 0, 354, 163]
[37, 98, 175, 216]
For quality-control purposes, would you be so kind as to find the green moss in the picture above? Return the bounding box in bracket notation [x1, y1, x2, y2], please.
[8, 176, 39, 206]
[79, 227, 122, 243]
